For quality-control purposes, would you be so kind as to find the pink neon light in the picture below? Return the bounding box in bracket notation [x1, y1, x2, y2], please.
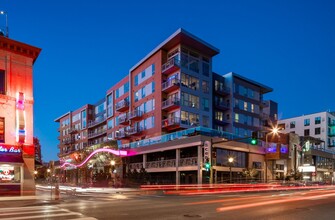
[60, 148, 127, 168]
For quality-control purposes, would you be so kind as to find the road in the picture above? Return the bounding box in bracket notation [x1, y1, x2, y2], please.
[1, 187, 335, 219]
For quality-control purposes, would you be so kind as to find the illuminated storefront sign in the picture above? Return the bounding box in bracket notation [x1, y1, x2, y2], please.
[0, 166, 14, 181]
[0, 145, 21, 154]
[16, 92, 26, 144]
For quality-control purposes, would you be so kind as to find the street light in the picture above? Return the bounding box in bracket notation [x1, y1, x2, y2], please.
[265, 126, 281, 183]
[110, 160, 116, 166]
[228, 157, 234, 183]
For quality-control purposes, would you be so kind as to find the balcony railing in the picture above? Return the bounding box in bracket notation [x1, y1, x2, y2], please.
[88, 116, 106, 128]
[179, 157, 198, 166]
[68, 127, 79, 134]
[116, 99, 129, 112]
[162, 117, 181, 128]
[146, 159, 176, 168]
[215, 101, 230, 110]
[162, 97, 180, 111]
[214, 85, 230, 95]
[162, 78, 180, 93]
[128, 109, 143, 120]
[127, 126, 142, 135]
[115, 130, 128, 139]
[162, 58, 180, 75]
[118, 113, 128, 125]
[88, 128, 107, 139]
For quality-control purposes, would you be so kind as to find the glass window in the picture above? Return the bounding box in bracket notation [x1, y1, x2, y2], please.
[315, 127, 321, 135]
[304, 119, 310, 126]
[202, 80, 209, 93]
[315, 117, 321, 124]
[134, 75, 138, 86]
[0, 164, 21, 183]
[135, 91, 139, 102]
[202, 62, 209, 76]
[141, 71, 145, 79]
[152, 64, 155, 75]
[235, 113, 239, 123]
[124, 82, 129, 93]
[304, 129, 310, 136]
[202, 98, 209, 111]
[107, 119, 114, 129]
[81, 110, 87, 129]
[290, 121, 296, 128]
[141, 87, 146, 98]
[152, 81, 155, 93]
[203, 115, 210, 127]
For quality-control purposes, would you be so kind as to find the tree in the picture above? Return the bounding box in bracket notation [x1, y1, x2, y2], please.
[242, 168, 259, 182]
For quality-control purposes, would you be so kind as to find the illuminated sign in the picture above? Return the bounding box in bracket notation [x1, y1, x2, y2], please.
[280, 144, 288, 153]
[267, 143, 277, 153]
[298, 165, 316, 173]
[0, 166, 14, 180]
[61, 148, 128, 168]
[0, 145, 21, 154]
[16, 92, 26, 144]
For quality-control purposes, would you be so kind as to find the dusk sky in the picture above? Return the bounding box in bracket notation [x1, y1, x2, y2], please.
[2, 0, 334, 162]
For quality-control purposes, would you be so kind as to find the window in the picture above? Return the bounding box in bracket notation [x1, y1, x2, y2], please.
[135, 91, 139, 102]
[203, 116, 210, 127]
[244, 102, 248, 111]
[315, 127, 321, 135]
[141, 71, 145, 78]
[152, 82, 155, 93]
[202, 98, 209, 111]
[115, 89, 119, 99]
[124, 82, 129, 93]
[304, 119, 310, 126]
[0, 70, 5, 94]
[0, 117, 4, 142]
[290, 121, 296, 128]
[304, 129, 310, 136]
[152, 64, 155, 75]
[235, 113, 239, 123]
[315, 117, 321, 124]
[202, 80, 209, 93]
[134, 75, 138, 86]
[107, 119, 114, 129]
[81, 110, 87, 129]
[141, 87, 146, 98]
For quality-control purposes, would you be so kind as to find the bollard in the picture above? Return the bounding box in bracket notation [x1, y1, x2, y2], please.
[54, 183, 60, 200]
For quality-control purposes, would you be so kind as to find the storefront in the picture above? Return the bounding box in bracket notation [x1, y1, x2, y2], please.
[0, 144, 24, 196]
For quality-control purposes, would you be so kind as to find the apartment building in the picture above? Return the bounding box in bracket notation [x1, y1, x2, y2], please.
[278, 111, 335, 182]
[0, 35, 41, 195]
[55, 28, 276, 185]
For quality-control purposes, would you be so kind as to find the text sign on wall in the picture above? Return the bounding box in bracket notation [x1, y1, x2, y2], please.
[0, 145, 21, 154]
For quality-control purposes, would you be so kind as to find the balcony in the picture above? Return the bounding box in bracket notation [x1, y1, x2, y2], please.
[116, 99, 129, 112]
[214, 118, 230, 125]
[329, 133, 335, 137]
[162, 97, 180, 111]
[162, 117, 181, 130]
[127, 126, 142, 136]
[118, 113, 128, 125]
[88, 116, 106, 128]
[63, 138, 76, 145]
[214, 85, 230, 96]
[115, 130, 129, 139]
[215, 101, 230, 111]
[68, 127, 78, 134]
[87, 128, 107, 139]
[162, 58, 180, 75]
[128, 109, 143, 120]
[162, 78, 180, 93]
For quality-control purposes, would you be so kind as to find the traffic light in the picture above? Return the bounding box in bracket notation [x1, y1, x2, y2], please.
[204, 159, 211, 171]
[251, 131, 258, 145]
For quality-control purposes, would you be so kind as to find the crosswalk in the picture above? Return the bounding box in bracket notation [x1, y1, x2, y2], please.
[0, 206, 97, 220]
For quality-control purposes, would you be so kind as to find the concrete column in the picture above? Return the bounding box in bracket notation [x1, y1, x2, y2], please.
[143, 154, 147, 169]
[197, 145, 203, 184]
[176, 149, 180, 185]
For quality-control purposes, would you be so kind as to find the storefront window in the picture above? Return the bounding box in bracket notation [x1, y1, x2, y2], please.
[0, 165, 21, 183]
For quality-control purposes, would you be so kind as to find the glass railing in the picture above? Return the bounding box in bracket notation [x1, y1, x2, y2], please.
[119, 126, 243, 149]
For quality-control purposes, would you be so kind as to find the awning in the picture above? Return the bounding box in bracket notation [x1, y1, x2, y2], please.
[0, 154, 24, 164]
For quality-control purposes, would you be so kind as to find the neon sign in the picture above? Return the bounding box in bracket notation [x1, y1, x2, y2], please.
[0, 145, 21, 154]
[60, 148, 128, 168]
[16, 92, 26, 144]
[0, 167, 14, 180]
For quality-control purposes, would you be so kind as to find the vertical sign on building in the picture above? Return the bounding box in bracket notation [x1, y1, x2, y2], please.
[16, 92, 26, 143]
[204, 141, 211, 163]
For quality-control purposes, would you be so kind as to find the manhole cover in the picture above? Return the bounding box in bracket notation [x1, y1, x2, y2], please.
[184, 214, 202, 218]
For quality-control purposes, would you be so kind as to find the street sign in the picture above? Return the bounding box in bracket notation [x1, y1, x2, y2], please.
[204, 141, 211, 163]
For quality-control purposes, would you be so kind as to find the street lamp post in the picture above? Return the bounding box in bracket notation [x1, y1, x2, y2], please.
[265, 127, 280, 183]
[228, 157, 234, 183]
[111, 160, 116, 187]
